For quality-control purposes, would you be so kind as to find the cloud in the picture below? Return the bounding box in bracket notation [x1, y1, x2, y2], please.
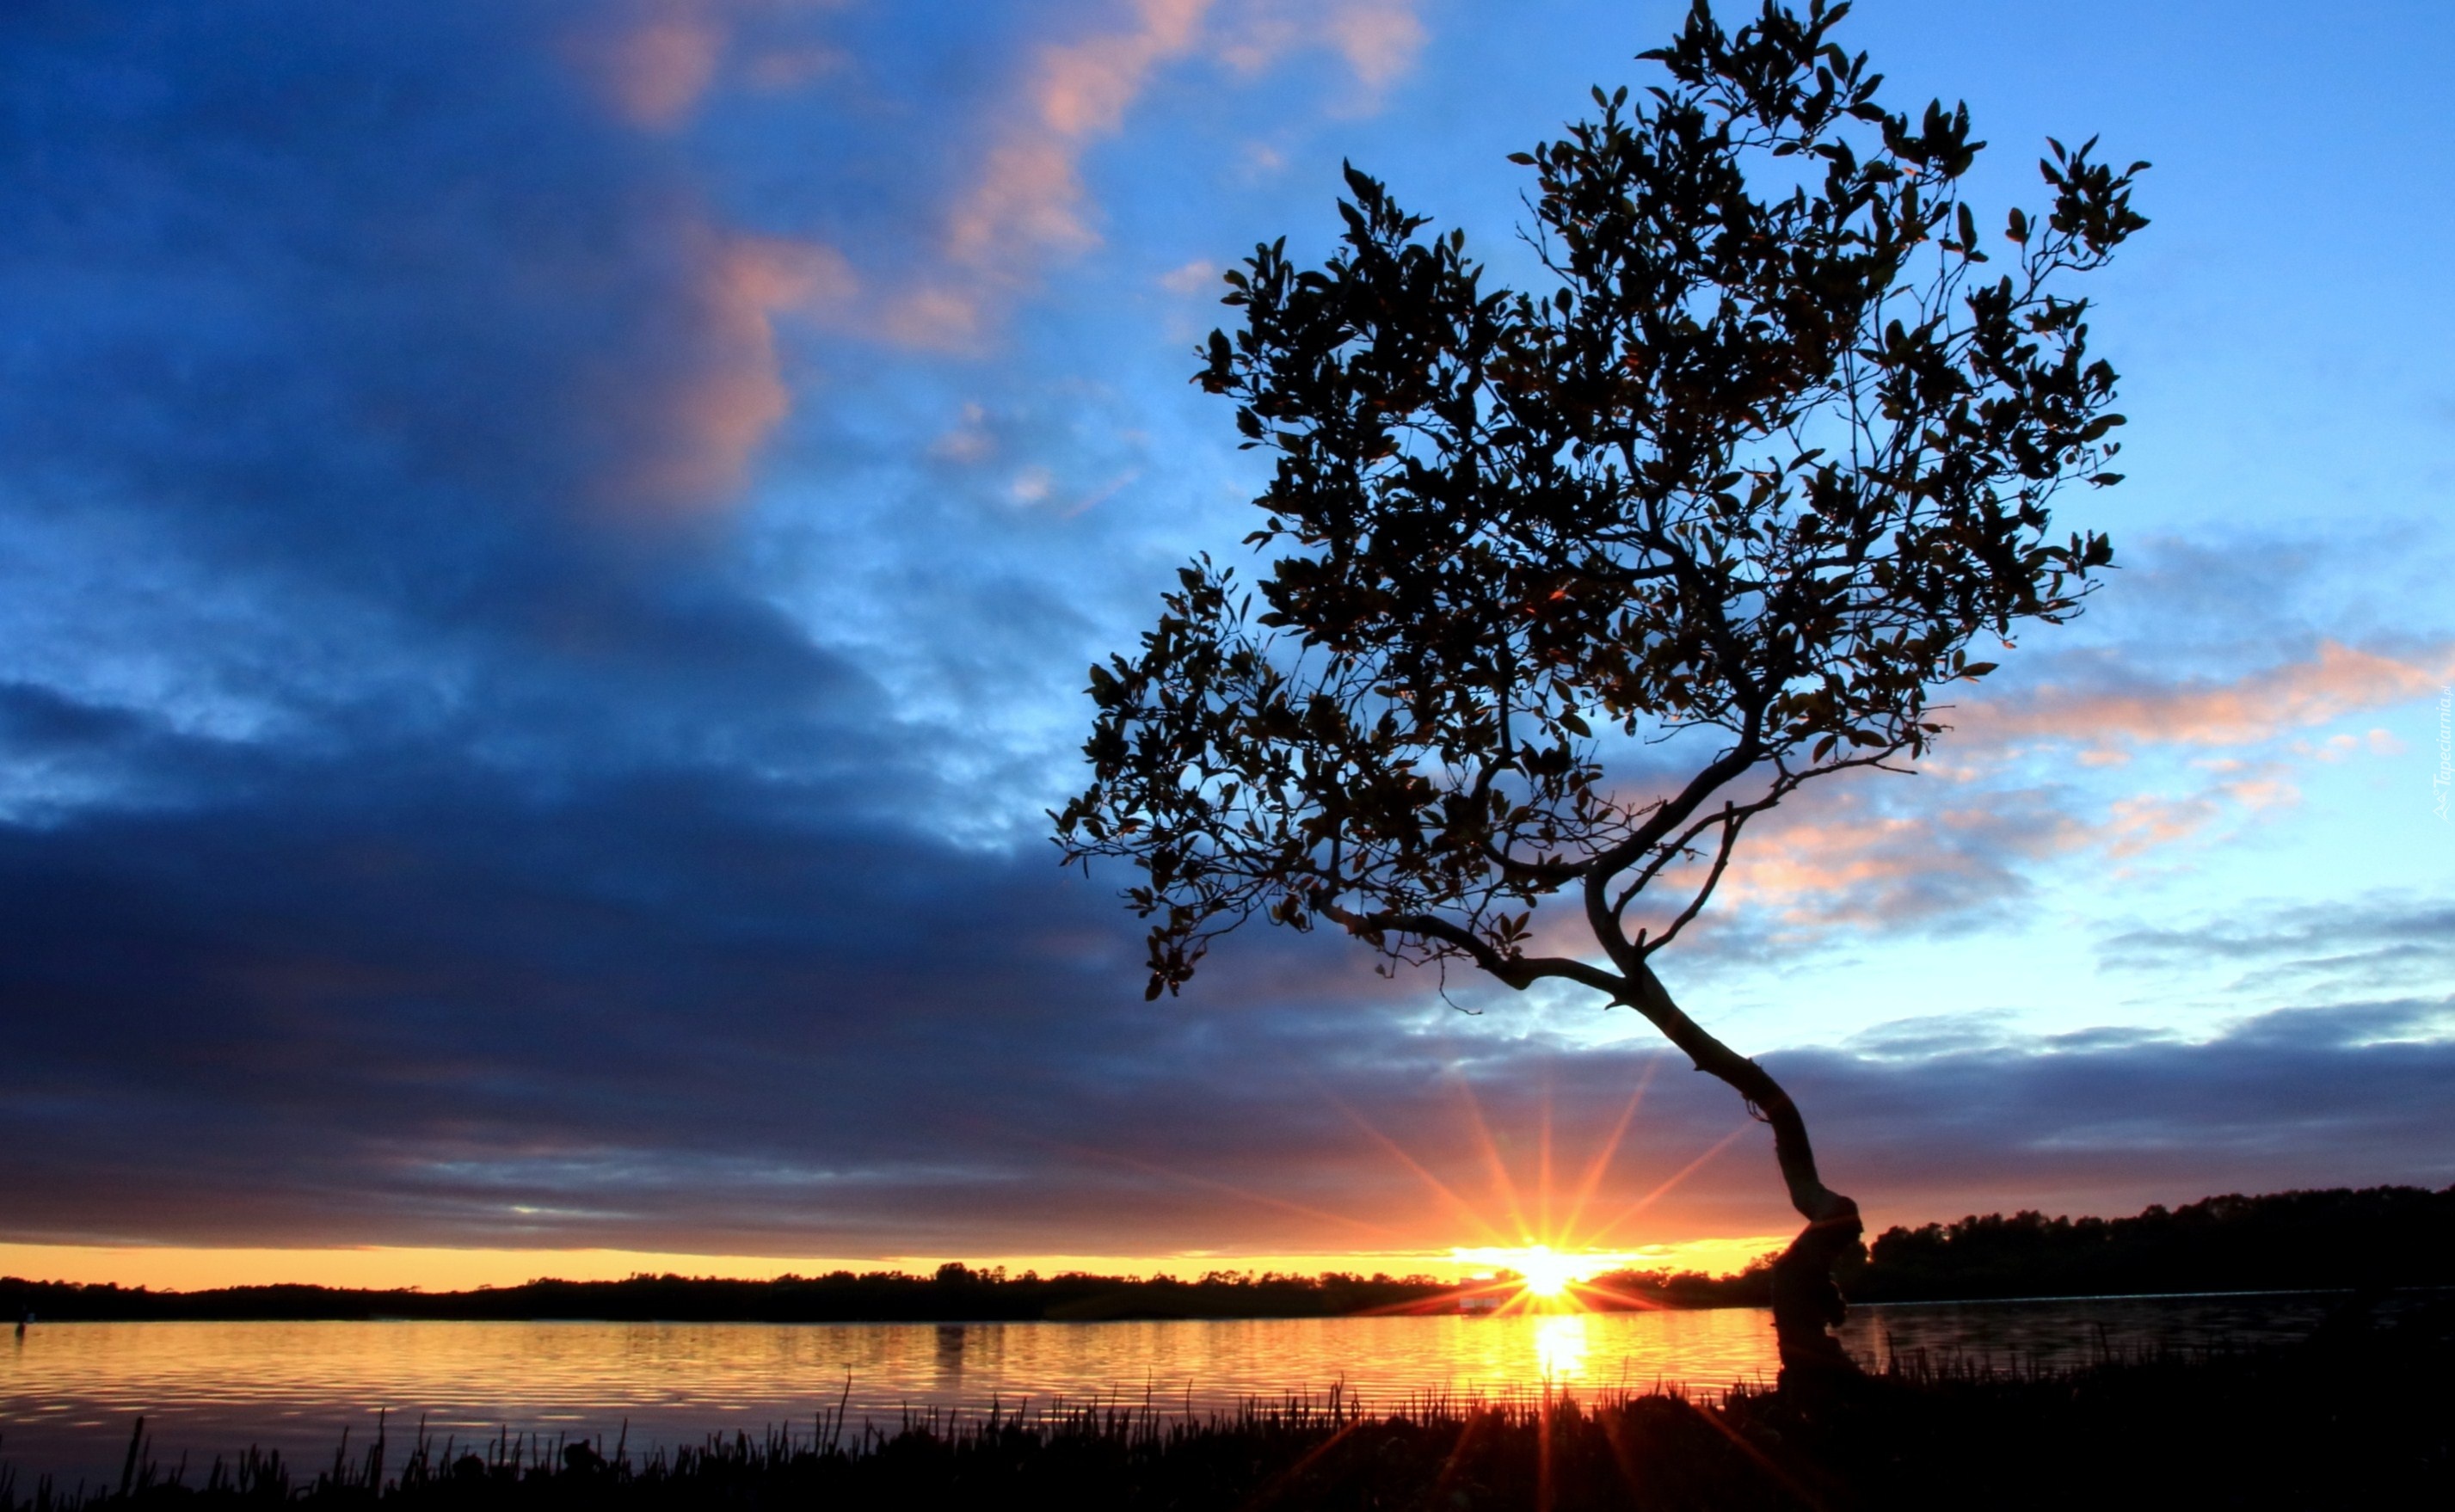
[0, 0, 940, 859]
[2106, 896, 2455, 969]
[889, 0, 1430, 347]
[3, 761, 2443, 1257]
[1955, 640, 2453, 758]
[604, 230, 858, 514]
[963, 5, 1209, 267]
[1325, 1, 1426, 89]
[0, 1, 852, 544]
[0, 735, 1406, 1254]
[1213, 0, 1426, 95]
[481, 0, 1443, 375]
[1784, 999, 2455, 1223]
[2101, 894, 2455, 1003]
[1709, 785, 2088, 931]
[569, 0, 732, 129]
[1677, 635, 2444, 937]
[878, 0, 1212, 348]
[1158, 258, 1219, 293]
[1691, 766, 2296, 937]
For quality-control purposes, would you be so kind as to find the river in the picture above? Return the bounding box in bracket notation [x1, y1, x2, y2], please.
[0, 1294, 2347, 1487]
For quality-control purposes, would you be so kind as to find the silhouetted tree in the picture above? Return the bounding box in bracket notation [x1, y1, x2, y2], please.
[1056, 0, 2144, 1380]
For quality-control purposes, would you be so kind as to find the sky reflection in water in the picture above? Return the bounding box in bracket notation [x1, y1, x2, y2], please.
[0, 1300, 2342, 1485]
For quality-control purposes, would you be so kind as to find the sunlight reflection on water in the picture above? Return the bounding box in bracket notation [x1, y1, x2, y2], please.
[1532, 1314, 1589, 1380]
[0, 1297, 2340, 1485]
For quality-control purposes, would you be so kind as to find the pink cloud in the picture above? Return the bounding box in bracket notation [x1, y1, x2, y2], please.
[569, 0, 730, 130]
[918, 0, 1428, 347]
[1706, 790, 2091, 932]
[945, 0, 1213, 270]
[1957, 641, 2453, 755]
[1326, 1, 1426, 89]
[1683, 758, 2304, 935]
[1483, 645, 2440, 953]
[594, 230, 856, 516]
[560, 1, 1437, 366]
[2083, 765, 2301, 872]
[2099, 791, 2221, 862]
[1500, 643, 2443, 950]
[1213, 0, 1426, 91]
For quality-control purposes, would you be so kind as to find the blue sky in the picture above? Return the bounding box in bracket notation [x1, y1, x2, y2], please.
[1, 0, 2449, 1282]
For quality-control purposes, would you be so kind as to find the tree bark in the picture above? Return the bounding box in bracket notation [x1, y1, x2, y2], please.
[1624, 963, 1862, 1385]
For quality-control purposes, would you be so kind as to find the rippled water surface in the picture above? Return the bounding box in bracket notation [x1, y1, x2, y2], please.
[0, 1297, 2341, 1485]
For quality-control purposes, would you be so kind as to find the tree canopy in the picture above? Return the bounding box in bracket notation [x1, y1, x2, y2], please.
[1059, 1, 2143, 1003]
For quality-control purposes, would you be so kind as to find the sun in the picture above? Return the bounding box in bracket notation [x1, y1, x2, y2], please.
[1451, 1245, 1627, 1309]
[1513, 1245, 1582, 1298]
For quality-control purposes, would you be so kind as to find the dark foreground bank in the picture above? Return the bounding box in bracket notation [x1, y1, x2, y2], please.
[9, 1295, 2446, 1512]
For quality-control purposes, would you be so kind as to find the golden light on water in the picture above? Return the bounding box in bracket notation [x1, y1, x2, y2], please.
[1533, 1313, 1590, 1379]
[0, 1311, 1815, 1485]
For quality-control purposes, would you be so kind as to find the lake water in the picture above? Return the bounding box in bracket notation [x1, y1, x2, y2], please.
[0, 1295, 2345, 1488]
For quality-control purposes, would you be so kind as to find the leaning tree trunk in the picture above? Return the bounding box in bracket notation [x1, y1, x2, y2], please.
[1626, 964, 1862, 1386]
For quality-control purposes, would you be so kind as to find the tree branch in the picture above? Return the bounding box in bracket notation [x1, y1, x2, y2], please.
[1317, 900, 1627, 999]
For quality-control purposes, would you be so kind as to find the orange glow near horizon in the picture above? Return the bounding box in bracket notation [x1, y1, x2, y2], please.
[1325, 1047, 1780, 1318]
[0, 1234, 1790, 1294]
[3, 1052, 1789, 1298]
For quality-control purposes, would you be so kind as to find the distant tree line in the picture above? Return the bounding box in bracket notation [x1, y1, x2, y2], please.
[9, 1188, 2450, 1323]
[1848, 1184, 2455, 1301]
[1599, 1185, 2455, 1307]
[0, 1263, 1451, 1325]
